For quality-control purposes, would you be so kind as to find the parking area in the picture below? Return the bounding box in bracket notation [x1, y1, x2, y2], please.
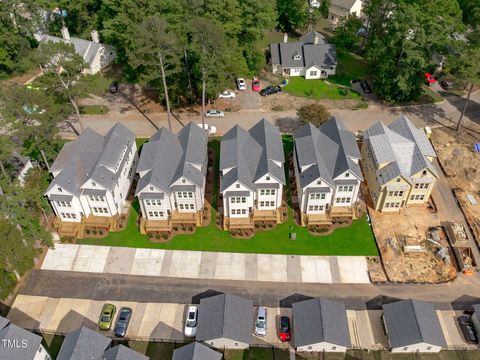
[41, 244, 371, 284]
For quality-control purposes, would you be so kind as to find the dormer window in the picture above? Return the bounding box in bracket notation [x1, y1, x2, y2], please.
[293, 54, 301, 61]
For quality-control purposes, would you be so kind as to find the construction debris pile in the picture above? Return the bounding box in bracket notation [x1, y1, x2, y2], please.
[445, 222, 477, 275]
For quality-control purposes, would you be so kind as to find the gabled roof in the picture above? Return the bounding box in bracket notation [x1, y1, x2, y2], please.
[0, 317, 44, 360]
[56, 326, 111, 360]
[220, 120, 285, 192]
[47, 123, 135, 195]
[35, 34, 114, 68]
[294, 117, 362, 189]
[382, 300, 447, 349]
[104, 344, 149, 360]
[331, 0, 359, 11]
[363, 115, 438, 186]
[136, 122, 208, 195]
[292, 298, 351, 348]
[196, 294, 253, 345]
[270, 31, 337, 69]
[172, 342, 223, 360]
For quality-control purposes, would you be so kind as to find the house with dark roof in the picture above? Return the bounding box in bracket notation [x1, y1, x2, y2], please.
[292, 298, 351, 352]
[293, 117, 362, 226]
[382, 300, 447, 353]
[270, 31, 337, 79]
[361, 115, 438, 212]
[0, 316, 51, 360]
[35, 27, 116, 74]
[135, 122, 208, 234]
[45, 123, 138, 238]
[196, 294, 253, 349]
[470, 304, 480, 336]
[57, 326, 148, 360]
[220, 119, 286, 230]
[172, 341, 223, 360]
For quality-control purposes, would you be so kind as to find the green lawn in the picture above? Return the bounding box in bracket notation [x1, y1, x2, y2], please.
[77, 73, 115, 96]
[330, 51, 370, 86]
[79, 136, 377, 256]
[284, 77, 362, 100]
[79, 105, 110, 115]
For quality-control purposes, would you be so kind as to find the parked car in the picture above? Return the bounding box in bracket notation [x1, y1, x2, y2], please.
[109, 82, 119, 94]
[254, 307, 267, 336]
[219, 91, 235, 99]
[260, 86, 282, 96]
[205, 110, 224, 118]
[184, 305, 198, 337]
[98, 303, 116, 330]
[424, 72, 437, 85]
[196, 123, 217, 135]
[458, 316, 478, 344]
[463, 307, 475, 315]
[114, 307, 132, 337]
[360, 80, 372, 93]
[252, 77, 261, 92]
[236, 78, 247, 90]
[279, 316, 291, 342]
[440, 80, 453, 90]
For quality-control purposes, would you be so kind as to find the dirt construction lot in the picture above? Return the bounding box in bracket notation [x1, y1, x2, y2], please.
[369, 205, 457, 283]
[431, 127, 480, 246]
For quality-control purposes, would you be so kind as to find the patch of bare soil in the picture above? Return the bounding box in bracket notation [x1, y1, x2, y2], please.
[431, 127, 480, 245]
[369, 205, 457, 283]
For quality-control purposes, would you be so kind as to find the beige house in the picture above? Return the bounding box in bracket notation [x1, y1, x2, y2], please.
[361, 115, 438, 212]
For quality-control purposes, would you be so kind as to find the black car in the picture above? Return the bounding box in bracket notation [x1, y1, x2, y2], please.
[109, 82, 119, 94]
[440, 80, 453, 90]
[360, 80, 372, 93]
[457, 316, 478, 344]
[114, 307, 132, 337]
[260, 86, 282, 96]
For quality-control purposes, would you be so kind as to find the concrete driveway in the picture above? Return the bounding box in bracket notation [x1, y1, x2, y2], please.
[41, 244, 371, 284]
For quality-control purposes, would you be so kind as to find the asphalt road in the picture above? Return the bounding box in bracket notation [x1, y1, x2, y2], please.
[20, 270, 480, 310]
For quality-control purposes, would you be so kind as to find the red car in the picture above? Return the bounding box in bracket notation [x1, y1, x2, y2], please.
[279, 316, 291, 342]
[252, 77, 261, 91]
[424, 72, 436, 85]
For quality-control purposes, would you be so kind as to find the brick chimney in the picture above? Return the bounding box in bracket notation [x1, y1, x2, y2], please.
[91, 30, 99, 43]
[283, 33, 288, 43]
[61, 26, 70, 41]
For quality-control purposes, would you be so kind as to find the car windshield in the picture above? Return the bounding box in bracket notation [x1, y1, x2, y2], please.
[280, 318, 289, 330]
[101, 315, 110, 322]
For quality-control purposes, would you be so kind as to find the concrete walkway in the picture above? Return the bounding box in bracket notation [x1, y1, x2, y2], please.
[8, 294, 476, 349]
[41, 244, 371, 284]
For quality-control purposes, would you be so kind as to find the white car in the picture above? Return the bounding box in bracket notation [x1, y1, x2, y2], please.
[184, 305, 198, 337]
[254, 307, 267, 336]
[205, 110, 224, 118]
[197, 123, 217, 135]
[219, 91, 235, 99]
[236, 78, 247, 90]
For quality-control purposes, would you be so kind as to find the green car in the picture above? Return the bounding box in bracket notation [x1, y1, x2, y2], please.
[98, 303, 116, 330]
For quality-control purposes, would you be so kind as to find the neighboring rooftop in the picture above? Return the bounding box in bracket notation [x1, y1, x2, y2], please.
[270, 30, 337, 69]
[0, 316, 44, 360]
[220, 119, 285, 192]
[47, 123, 135, 195]
[56, 326, 111, 360]
[363, 115, 438, 185]
[196, 293, 253, 344]
[104, 344, 149, 360]
[136, 122, 208, 195]
[172, 341, 223, 360]
[292, 298, 351, 348]
[382, 299, 447, 349]
[294, 117, 362, 189]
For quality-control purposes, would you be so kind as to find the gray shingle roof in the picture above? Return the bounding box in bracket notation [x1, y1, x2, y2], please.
[104, 344, 149, 360]
[57, 326, 111, 360]
[382, 300, 447, 349]
[294, 117, 362, 189]
[196, 294, 253, 345]
[47, 123, 135, 195]
[136, 122, 208, 195]
[36, 34, 114, 68]
[270, 31, 337, 68]
[472, 304, 480, 326]
[292, 298, 351, 348]
[331, 0, 358, 11]
[172, 342, 223, 360]
[0, 317, 44, 360]
[363, 115, 438, 186]
[220, 119, 285, 192]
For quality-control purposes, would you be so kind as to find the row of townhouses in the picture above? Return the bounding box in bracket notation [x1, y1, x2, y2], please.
[45, 115, 437, 237]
